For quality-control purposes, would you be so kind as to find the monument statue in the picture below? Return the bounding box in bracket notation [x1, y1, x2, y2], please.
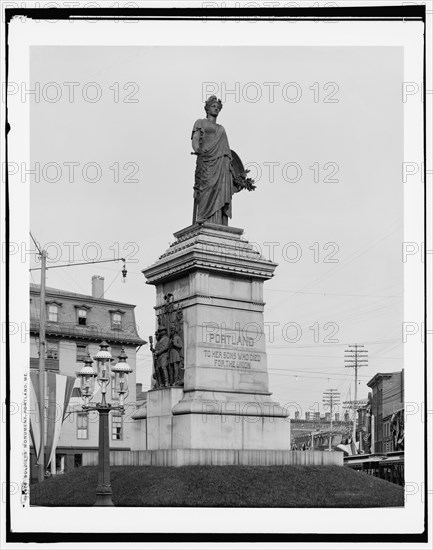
[191, 95, 255, 226]
[153, 327, 170, 388]
[137, 94, 341, 467]
[169, 325, 184, 386]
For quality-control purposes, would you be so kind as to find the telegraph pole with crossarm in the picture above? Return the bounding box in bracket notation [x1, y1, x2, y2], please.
[322, 389, 340, 451]
[344, 344, 368, 447]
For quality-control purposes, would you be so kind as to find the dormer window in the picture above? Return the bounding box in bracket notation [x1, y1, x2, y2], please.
[46, 300, 62, 323]
[48, 304, 58, 323]
[75, 305, 91, 326]
[78, 309, 87, 325]
[110, 309, 125, 330]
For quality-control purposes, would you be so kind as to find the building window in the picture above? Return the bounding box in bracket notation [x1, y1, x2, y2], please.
[77, 412, 89, 439]
[55, 454, 66, 474]
[111, 312, 122, 330]
[111, 413, 123, 440]
[46, 341, 59, 360]
[111, 375, 118, 401]
[77, 308, 87, 326]
[76, 343, 88, 362]
[110, 309, 125, 330]
[48, 304, 58, 323]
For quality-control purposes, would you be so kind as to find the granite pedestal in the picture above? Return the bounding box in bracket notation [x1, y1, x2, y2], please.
[140, 223, 291, 453]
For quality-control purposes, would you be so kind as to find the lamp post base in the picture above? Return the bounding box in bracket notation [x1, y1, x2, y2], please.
[94, 485, 114, 506]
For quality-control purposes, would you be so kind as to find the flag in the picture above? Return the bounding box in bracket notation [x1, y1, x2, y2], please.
[30, 371, 75, 469]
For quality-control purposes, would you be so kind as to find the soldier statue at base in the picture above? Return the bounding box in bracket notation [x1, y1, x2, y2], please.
[169, 325, 184, 386]
[154, 327, 170, 387]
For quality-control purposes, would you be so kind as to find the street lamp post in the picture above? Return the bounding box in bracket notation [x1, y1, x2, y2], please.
[77, 341, 132, 506]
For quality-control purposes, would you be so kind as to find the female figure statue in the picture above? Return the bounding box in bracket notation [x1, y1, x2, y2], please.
[191, 96, 255, 226]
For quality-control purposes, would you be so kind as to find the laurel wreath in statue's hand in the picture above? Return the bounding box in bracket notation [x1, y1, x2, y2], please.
[233, 169, 256, 192]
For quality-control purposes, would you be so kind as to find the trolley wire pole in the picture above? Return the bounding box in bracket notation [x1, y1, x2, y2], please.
[344, 344, 368, 448]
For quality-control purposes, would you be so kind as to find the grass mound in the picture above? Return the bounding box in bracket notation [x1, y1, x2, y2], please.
[31, 465, 404, 507]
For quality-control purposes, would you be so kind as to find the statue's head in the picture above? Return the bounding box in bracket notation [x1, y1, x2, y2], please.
[157, 327, 167, 339]
[204, 95, 223, 115]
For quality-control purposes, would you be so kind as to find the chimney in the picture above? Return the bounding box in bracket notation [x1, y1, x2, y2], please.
[92, 275, 104, 299]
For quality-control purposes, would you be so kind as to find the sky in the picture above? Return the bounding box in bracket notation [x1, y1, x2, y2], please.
[28, 42, 404, 414]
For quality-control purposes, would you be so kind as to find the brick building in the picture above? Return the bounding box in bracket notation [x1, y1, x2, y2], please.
[29, 276, 146, 480]
[367, 370, 404, 453]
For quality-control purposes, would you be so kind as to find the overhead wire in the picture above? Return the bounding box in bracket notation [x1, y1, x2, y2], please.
[266, 222, 402, 313]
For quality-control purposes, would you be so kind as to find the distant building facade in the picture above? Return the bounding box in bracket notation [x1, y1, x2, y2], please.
[29, 276, 146, 480]
[367, 370, 404, 453]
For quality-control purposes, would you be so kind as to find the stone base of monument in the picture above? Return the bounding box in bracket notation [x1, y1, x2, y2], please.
[145, 387, 184, 449]
[136, 223, 335, 465]
[134, 386, 291, 451]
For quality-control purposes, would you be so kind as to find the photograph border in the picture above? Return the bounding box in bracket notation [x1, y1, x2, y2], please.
[3, 3, 428, 544]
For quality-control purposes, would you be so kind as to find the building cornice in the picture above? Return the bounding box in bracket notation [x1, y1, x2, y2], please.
[30, 284, 138, 309]
[30, 320, 146, 345]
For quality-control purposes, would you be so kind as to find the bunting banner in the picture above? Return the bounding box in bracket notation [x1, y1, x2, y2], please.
[29, 372, 42, 462]
[29, 371, 75, 469]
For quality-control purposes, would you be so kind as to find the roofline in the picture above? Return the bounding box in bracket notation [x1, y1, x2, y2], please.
[30, 283, 138, 309]
[367, 371, 403, 388]
[29, 321, 147, 346]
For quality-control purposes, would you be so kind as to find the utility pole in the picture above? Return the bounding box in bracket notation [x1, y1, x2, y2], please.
[344, 344, 368, 447]
[38, 249, 47, 482]
[322, 389, 340, 451]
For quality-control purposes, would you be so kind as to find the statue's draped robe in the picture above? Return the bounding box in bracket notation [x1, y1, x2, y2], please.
[192, 119, 234, 224]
